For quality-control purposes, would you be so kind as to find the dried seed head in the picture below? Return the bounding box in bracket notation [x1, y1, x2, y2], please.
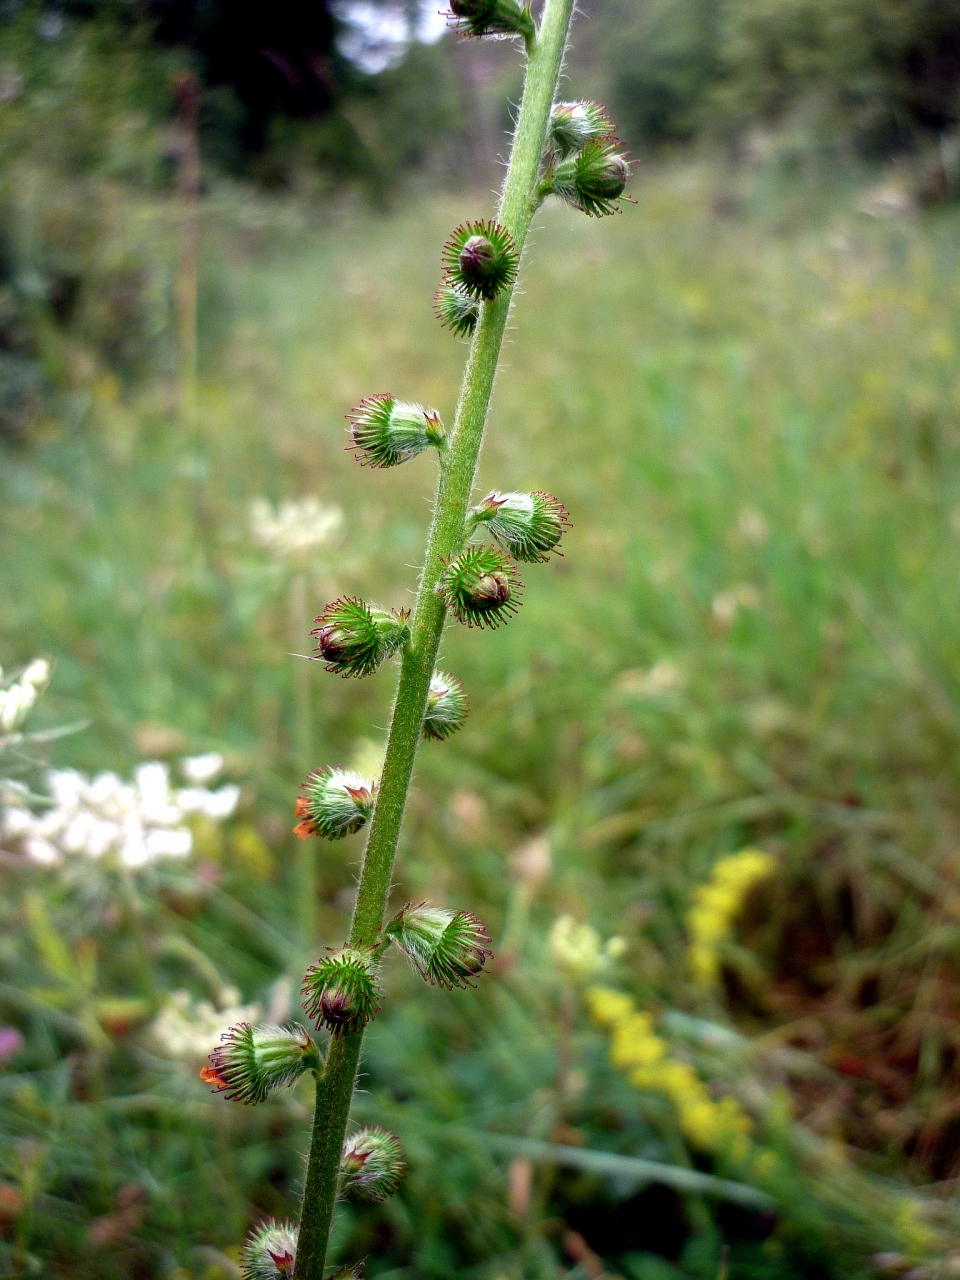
[201, 1023, 318, 1105]
[473, 491, 570, 562]
[339, 1126, 407, 1203]
[547, 101, 615, 157]
[441, 221, 519, 301]
[423, 671, 469, 741]
[241, 1219, 298, 1279]
[436, 545, 522, 629]
[293, 768, 377, 841]
[311, 597, 410, 678]
[385, 903, 492, 988]
[544, 139, 632, 217]
[348, 394, 445, 468]
[434, 283, 481, 337]
[302, 947, 382, 1035]
[447, 0, 534, 40]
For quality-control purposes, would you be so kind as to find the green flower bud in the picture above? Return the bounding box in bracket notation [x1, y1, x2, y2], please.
[328, 1268, 365, 1280]
[434, 284, 481, 337]
[442, 221, 519, 302]
[547, 100, 615, 157]
[301, 947, 382, 1035]
[241, 1219, 297, 1279]
[294, 768, 377, 841]
[423, 671, 469, 741]
[447, 0, 534, 41]
[385, 902, 492, 988]
[436, 544, 522, 629]
[202, 1023, 320, 1105]
[472, 490, 570, 562]
[348, 394, 445, 468]
[311, 597, 410, 678]
[339, 1126, 407, 1203]
[542, 139, 631, 217]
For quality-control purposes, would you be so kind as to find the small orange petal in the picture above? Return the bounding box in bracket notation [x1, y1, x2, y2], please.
[293, 819, 316, 840]
[200, 1065, 225, 1087]
[295, 796, 310, 818]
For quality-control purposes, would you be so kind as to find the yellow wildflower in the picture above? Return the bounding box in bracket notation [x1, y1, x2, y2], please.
[687, 849, 775, 986]
[585, 987, 634, 1027]
[587, 986, 753, 1159]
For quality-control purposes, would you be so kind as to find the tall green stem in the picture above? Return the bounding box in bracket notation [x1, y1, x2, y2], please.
[292, 3, 576, 1274]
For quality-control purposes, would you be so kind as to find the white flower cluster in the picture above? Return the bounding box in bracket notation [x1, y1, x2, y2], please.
[1, 755, 239, 869]
[0, 659, 50, 733]
[149, 989, 260, 1061]
[249, 497, 342, 560]
[548, 915, 626, 981]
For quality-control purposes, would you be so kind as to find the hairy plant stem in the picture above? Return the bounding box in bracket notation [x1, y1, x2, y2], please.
[292, 1, 576, 1274]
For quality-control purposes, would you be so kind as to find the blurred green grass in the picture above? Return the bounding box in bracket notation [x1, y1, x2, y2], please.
[6, 165, 960, 1276]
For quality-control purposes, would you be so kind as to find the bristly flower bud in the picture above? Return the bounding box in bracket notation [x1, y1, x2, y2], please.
[348, 394, 445, 468]
[311, 597, 410, 678]
[442, 221, 519, 302]
[201, 1023, 320, 1104]
[434, 284, 481, 337]
[241, 1219, 298, 1279]
[301, 947, 382, 1035]
[542, 139, 631, 217]
[385, 903, 493, 988]
[423, 671, 469, 741]
[339, 1126, 407, 1203]
[436, 545, 522, 629]
[447, 0, 534, 42]
[294, 767, 377, 841]
[472, 491, 570, 563]
[547, 101, 615, 157]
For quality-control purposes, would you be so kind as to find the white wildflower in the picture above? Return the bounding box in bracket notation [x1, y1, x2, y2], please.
[1, 757, 237, 869]
[25, 838, 60, 865]
[148, 990, 260, 1061]
[182, 752, 223, 784]
[176, 784, 240, 820]
[0, 658, 50, 733]
[202, 785, 240, 819]
[548, 915, 626, 981]
[250, 497, 343, 560]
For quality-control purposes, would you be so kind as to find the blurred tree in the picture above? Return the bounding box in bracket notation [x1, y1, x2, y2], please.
[596, 0, 722, 145]
[145, 0, 338, 156]
[713, 0, 960, 154]
[590, 0, 960, 157]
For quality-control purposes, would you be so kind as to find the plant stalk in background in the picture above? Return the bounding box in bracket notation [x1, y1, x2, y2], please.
[200, 0, 631, 1275]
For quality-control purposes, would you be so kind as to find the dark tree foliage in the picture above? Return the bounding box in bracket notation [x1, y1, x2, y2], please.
[595, 0, 960, 154]
[55, 0, 341, 153]
[146, 0, 338, 153]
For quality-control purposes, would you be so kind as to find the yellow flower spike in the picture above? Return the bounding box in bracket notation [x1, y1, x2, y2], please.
[686, 849, 776, 989]
[586, 986, 754, 1159]
[585, 986, 634, 1026]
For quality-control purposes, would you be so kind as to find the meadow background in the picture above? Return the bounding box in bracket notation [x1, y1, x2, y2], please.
[5, 0, 960, 1276]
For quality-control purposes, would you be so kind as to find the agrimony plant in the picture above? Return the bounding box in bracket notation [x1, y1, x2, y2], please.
[204, 0, 630, 1274]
